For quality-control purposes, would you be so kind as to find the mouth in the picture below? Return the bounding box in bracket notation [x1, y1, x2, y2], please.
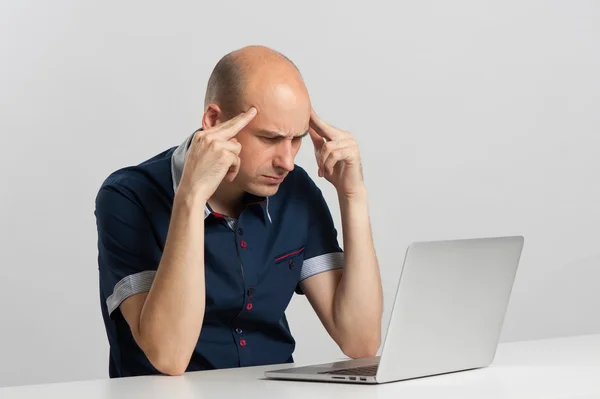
[262, 175, 285, 184]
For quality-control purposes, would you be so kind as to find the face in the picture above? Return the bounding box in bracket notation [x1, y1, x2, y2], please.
[233, 83, 310, 197]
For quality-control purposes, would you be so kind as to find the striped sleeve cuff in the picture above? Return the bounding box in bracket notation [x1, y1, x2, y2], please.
[300, 252, 344, 281]
[106, 270, 156, 315]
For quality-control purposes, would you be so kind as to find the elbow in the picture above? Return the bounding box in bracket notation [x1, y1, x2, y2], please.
[134, 334, 191, 376]
[156, 363, 187, 376]
[145, 347, 190, 376]
[340, 336, 381, 359]
[152, 357, 188, 377]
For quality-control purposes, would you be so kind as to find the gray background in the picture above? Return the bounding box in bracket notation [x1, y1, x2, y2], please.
[1, 0, 599, 388]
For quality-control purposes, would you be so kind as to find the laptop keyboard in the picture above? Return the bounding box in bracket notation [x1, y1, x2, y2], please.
[319, 364, 379, 376]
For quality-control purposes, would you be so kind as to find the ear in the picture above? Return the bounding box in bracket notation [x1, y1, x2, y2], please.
[202, 104, 224, 129]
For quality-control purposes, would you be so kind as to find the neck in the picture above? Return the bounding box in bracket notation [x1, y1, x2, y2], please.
[209, 181, 246, 218]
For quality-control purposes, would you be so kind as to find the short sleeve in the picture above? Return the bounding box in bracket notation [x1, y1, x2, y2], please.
[95, 186, 162, 319]
[296, 175, 344, 293]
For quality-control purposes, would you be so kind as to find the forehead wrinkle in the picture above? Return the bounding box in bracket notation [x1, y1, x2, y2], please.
[258, 128, 308, 139]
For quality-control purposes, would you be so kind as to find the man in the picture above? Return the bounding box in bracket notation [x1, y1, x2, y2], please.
[95, 45, 383, 378]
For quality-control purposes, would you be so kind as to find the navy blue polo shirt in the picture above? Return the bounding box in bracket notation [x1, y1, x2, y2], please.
[95, 132, 344, 378]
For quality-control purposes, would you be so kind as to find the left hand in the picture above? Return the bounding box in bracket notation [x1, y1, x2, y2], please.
[309, 109, 365, 197]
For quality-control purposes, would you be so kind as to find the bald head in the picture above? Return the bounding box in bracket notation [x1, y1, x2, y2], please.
[201, 46, 312, 199]
[204, 45, 308, 118]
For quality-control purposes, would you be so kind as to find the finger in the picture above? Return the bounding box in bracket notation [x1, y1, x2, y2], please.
[225, 154, 241, 183]
[203, 136, 242, 157]
[318, 139, 353, 169]
[309, 127, 325, 152]
[224, 138, 242, 155]
[323, 151, 340, 177]
[323, 148, 353, 177]
[309, 108, 344, 141]
[317, 140, 348, 178]
[309, 109, 333, 141]
[214, 107, 257, 139]
[322, 139, 356, 176]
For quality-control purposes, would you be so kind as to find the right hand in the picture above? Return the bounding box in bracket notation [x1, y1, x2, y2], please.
[178, 107, 257, 201]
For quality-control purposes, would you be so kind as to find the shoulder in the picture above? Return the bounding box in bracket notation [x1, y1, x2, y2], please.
[95, 147, 176, 217]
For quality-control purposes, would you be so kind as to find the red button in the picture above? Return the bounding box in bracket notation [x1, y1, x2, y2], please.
[246, 303, 253, 311]
[240, 339, 247, 347]
[240, 240, 247, 249]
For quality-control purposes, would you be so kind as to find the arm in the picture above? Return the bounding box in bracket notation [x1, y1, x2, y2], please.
[120, 191, 207, 376]
[115, 108, 256, 375]
[300, 186, 383, 359]
[301, 109, 383, 359]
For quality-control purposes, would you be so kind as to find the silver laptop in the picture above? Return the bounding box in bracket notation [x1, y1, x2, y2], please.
[265, 235, 524, 384]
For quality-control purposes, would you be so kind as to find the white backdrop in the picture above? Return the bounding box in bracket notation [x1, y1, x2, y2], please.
[1, 0, 599, 388]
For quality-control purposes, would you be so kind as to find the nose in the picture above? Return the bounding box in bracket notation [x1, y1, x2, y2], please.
[272, 140, 295, 173]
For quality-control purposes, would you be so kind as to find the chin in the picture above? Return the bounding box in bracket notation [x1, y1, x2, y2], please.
[245, 182, 281, 198]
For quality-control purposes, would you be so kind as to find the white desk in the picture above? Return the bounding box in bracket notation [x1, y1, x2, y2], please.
[1, 334, 599, 399]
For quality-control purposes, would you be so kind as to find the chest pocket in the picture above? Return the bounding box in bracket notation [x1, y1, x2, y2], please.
[274, 245, 305, 276]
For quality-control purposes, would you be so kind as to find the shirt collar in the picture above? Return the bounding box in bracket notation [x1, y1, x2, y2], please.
[170, 130, 272, 223]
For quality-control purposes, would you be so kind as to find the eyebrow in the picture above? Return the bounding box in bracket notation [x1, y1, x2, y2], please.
[258, 129, 309, 139]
